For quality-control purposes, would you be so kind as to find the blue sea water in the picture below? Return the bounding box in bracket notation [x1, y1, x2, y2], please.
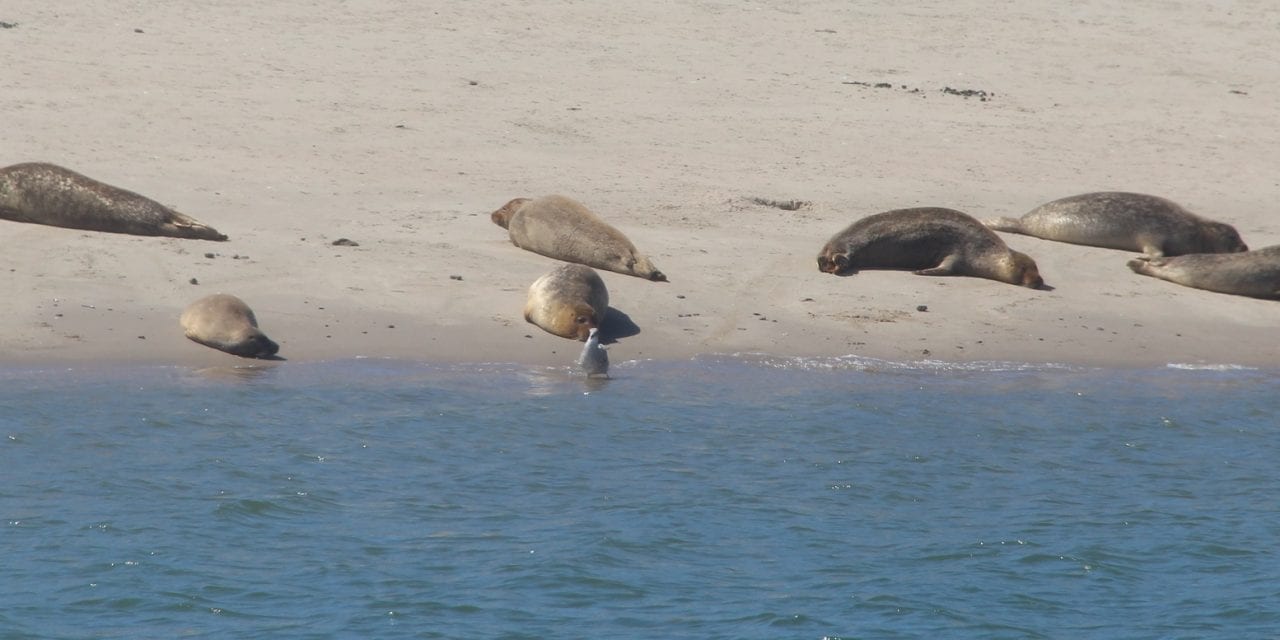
[1, 356, 1278, 639]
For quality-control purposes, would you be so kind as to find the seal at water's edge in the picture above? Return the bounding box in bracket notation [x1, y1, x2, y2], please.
[491, 195, 668, 282]
[1127, 245, 1280, 299]
[817, 207, 1044, 288]
[524, 263, 610, 341]
[180, 294, 280, 358]
[578, 327, 609, 377]
[983, 192, 1246, 257]
[0, 162, 228, 240]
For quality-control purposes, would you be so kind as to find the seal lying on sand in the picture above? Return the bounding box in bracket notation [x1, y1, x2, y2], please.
[525, 263, 610, 341]
[491, 195, 667, 282]
[984, 192, 1246, 257]
[180, 294, 280, 358]
[817, 207, 1044, 288]
[1127, 245, 1280, 300]
[0, 162, 227, 240]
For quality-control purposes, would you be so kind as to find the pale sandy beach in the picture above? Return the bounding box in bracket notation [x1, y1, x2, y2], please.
[2, 1, 1277, 368]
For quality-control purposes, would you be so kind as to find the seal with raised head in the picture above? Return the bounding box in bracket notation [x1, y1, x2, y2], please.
[1127, 245, 1280, 300]
[817, 207, 1044, 288]
[983, 192, 1246, 257]
[491, 194, 667, 282]
[0, 162, 228, 240]
[180, 294, 280, 358]
[524, 263, 610, 341]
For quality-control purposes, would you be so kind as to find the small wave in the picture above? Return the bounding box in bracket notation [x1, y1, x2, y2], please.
[212, 493, 340, 523]
[719, 352, 1081, 373]
[1165, 363, 1259, 371]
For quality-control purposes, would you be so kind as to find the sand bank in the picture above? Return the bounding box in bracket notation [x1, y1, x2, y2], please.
[2, 1, 1277, 368]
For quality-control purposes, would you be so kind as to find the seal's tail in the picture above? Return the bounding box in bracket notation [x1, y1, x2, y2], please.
[982, 217, 1024, 233]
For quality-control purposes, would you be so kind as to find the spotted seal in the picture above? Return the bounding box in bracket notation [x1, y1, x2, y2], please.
[491, 194, 667, 282]
[1127, 245, 1280, 299]
[0, 162, 227, 240]
[179, 294, 279, 358]
[984, 192, 1246, 257]
[524, 263, 610, 341]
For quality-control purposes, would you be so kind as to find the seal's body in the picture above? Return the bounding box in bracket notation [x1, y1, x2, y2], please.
[524, 263, 610, 341]
[817, 207, 1044, 288]
[1128, 245, 1280, 299]
[984, 192, 1246, 257]
[180, 294, 279, 358]
[492, 195, 667, 282]
[0, 162, 227, 240]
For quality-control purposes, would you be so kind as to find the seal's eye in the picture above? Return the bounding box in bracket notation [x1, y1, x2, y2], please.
[576, 315, 589, 325]
[834, 254, 850, 269]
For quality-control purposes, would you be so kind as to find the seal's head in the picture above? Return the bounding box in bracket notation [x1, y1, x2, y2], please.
[490, 198, 530, 229]
[1200, 221, 1248, 254]
[816, 247, 852, 275]
[629, 256, 668, 282]
[226, 330, 280, 359]
[560, 302, 600, 341]
[1006, 250, 1044, 289]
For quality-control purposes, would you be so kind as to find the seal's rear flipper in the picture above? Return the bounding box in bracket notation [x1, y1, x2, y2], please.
[168, 213, 228, 241]
[982, 217, 1023, 233]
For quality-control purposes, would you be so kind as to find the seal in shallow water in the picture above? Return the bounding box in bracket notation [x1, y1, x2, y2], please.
[180, 294, 279, 358]
[0, 162, 228, 240]
[524, 263, 610, 341]
[1127, 245, 1280, 299]
[817, 207, 1044, 288]
[983, 191, 1246, 257]
[491, 194, 667, 282]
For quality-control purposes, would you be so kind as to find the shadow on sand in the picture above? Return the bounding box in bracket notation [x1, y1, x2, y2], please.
[599, 307, 640, 344]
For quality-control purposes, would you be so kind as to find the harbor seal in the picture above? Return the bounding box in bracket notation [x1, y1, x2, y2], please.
[524, 263, 609, 341]
[491, 195, 668, 282]
[984, 192, 1246, 257]
[180, 294, 280, 358]
[578, 327, 609, 377]
[817, 207, 1044, 288]
[0, 162, 228, 240]
[1127, 245, 1280, 299]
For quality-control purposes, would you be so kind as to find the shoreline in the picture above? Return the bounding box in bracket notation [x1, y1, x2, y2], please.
[3, 216, 1278, 370]
[4, 349, 1275, 377]
[3, 2, 1277, 371]
[3, 203, 1277, 371]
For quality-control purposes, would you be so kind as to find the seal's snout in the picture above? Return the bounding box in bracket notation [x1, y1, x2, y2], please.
[231, 332, 279, 359]
[817, 253, 849, 274]
[573, 311, 600, 341]
[1023, 271, 1045, 289]
[254, 335, 281, 357]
